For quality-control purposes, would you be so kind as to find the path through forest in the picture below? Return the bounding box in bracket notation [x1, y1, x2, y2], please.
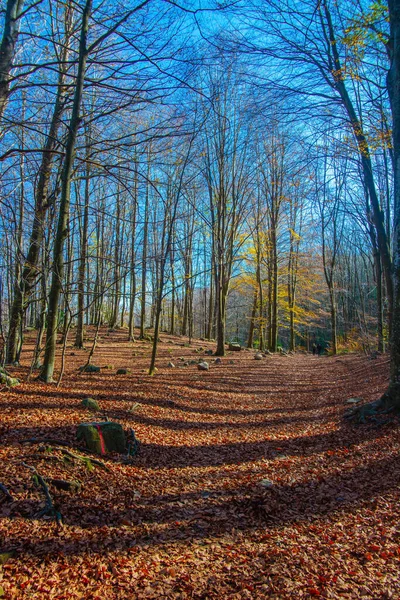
[0, 331, 399, 598]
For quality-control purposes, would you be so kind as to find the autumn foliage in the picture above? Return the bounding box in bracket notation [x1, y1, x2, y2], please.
[0, 329, 399, 599]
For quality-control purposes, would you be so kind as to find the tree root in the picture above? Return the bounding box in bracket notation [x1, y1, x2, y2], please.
[22, 463, 63, 526]
[344, 396, 396, 424]
[59, 449, 111, 472]
[126, 428, 140, 457]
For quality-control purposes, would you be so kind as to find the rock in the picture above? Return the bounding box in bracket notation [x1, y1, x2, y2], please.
[228, 343, 241, 351]
[77, 422, 126, 454]
[345, 397, 362, 404]
[81, 397, 100, 411]
[205, 349, 213, 356]
[254, 353, 263, 360]
[79, 364, 100, 373]
[214, 357, 222, 364]
[167, 362, 175, 368]
[116, 368, 128, 375]
[198, 361, 209, 371]
[0, 367, 19, 387]
[189, 360, 198, 365]
[230, 360, 234, 364]
[259, 479, 274, 489]
[183, 362, 189, 367]
[0, 551, 15, 565]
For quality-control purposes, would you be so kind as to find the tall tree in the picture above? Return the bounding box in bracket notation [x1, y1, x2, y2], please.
[0, 0, 24, 119]
[386, 0, 400, 405]
[40, 0, 93, 382]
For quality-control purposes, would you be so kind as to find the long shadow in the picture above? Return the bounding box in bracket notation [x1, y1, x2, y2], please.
[5, 386, 343, 417]
[2, 450, 399, 559]
[120, 412, 324, 431]
[0, 420, 390, 468]
[134, 424, 390, 468]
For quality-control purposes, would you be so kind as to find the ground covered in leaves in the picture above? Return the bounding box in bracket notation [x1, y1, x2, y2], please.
[0, 329, 399, 599]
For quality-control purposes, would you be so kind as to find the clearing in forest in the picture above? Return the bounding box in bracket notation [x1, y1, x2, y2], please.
[0, 330, 399, 599]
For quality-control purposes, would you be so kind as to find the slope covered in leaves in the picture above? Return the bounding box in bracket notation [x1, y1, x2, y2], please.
[0, 330, 399, 599]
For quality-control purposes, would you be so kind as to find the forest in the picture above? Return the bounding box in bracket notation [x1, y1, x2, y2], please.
[1, 0, 400, 598]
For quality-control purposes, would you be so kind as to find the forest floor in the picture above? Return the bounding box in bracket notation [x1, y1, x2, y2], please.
[0, 329, 399, 599]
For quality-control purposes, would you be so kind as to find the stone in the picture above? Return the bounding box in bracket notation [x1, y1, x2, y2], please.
[254, 353, 263, 360]
[229, 343, 241, 351]
[214, 357, 222, 364]
[77, 422, 126, 454]
[81, 397, 100, 411]
[79, 364, 100, 373]
[345, 397, 362, 404]
[198, 361, 209, 371]
[259, 479, 274, 489]
[0, 551, 15, 565]
[0, 368, 19, 387]
[168, 362, 175, 368]
[205, 349, 213, 355]
[116, 368, 128, 375]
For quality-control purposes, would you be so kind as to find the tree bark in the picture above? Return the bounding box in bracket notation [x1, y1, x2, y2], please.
[40, 0, 92, 382]
[75, 151, 90, 348]
[6, 61, 69, 363]
[0, 0, 24, 119]
[385, 0, 400, 405]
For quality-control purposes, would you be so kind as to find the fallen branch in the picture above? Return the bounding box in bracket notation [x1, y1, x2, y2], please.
[0, 483, 14, 502]
[24, 438, 76, 448]
[22, 463, 63, 526]
[60, 449, 111, 472]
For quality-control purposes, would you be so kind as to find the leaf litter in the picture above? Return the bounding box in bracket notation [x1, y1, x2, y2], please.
[0, 329, 399, 598]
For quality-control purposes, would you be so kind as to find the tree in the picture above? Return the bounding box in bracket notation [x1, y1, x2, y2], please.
[385, 0, 400, 405]
[0, 0, 24, 120]
[202, 64, 253, 355]
[40, 0, 93, 382]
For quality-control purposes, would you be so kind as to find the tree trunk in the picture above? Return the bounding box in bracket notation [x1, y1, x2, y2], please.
[139, 157, 150, 339]
[385, 0, 400, 404]
[0, 0, 24, 119]
[329, 286, 337, 355]
[323, 1, 393, 327]
[247, 290, 258, 349]
[40, 0, 92, 382]
[75, 147, 90, 348]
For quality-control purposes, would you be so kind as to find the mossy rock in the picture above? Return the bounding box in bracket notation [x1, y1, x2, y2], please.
[0, 368, 19, 387]
[81, 397, 100, 411]
[228, 343, 241, 352]
[79, 364, 101, 373]
[0, 551, 15, 565]
[77, 422, 126, 454]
